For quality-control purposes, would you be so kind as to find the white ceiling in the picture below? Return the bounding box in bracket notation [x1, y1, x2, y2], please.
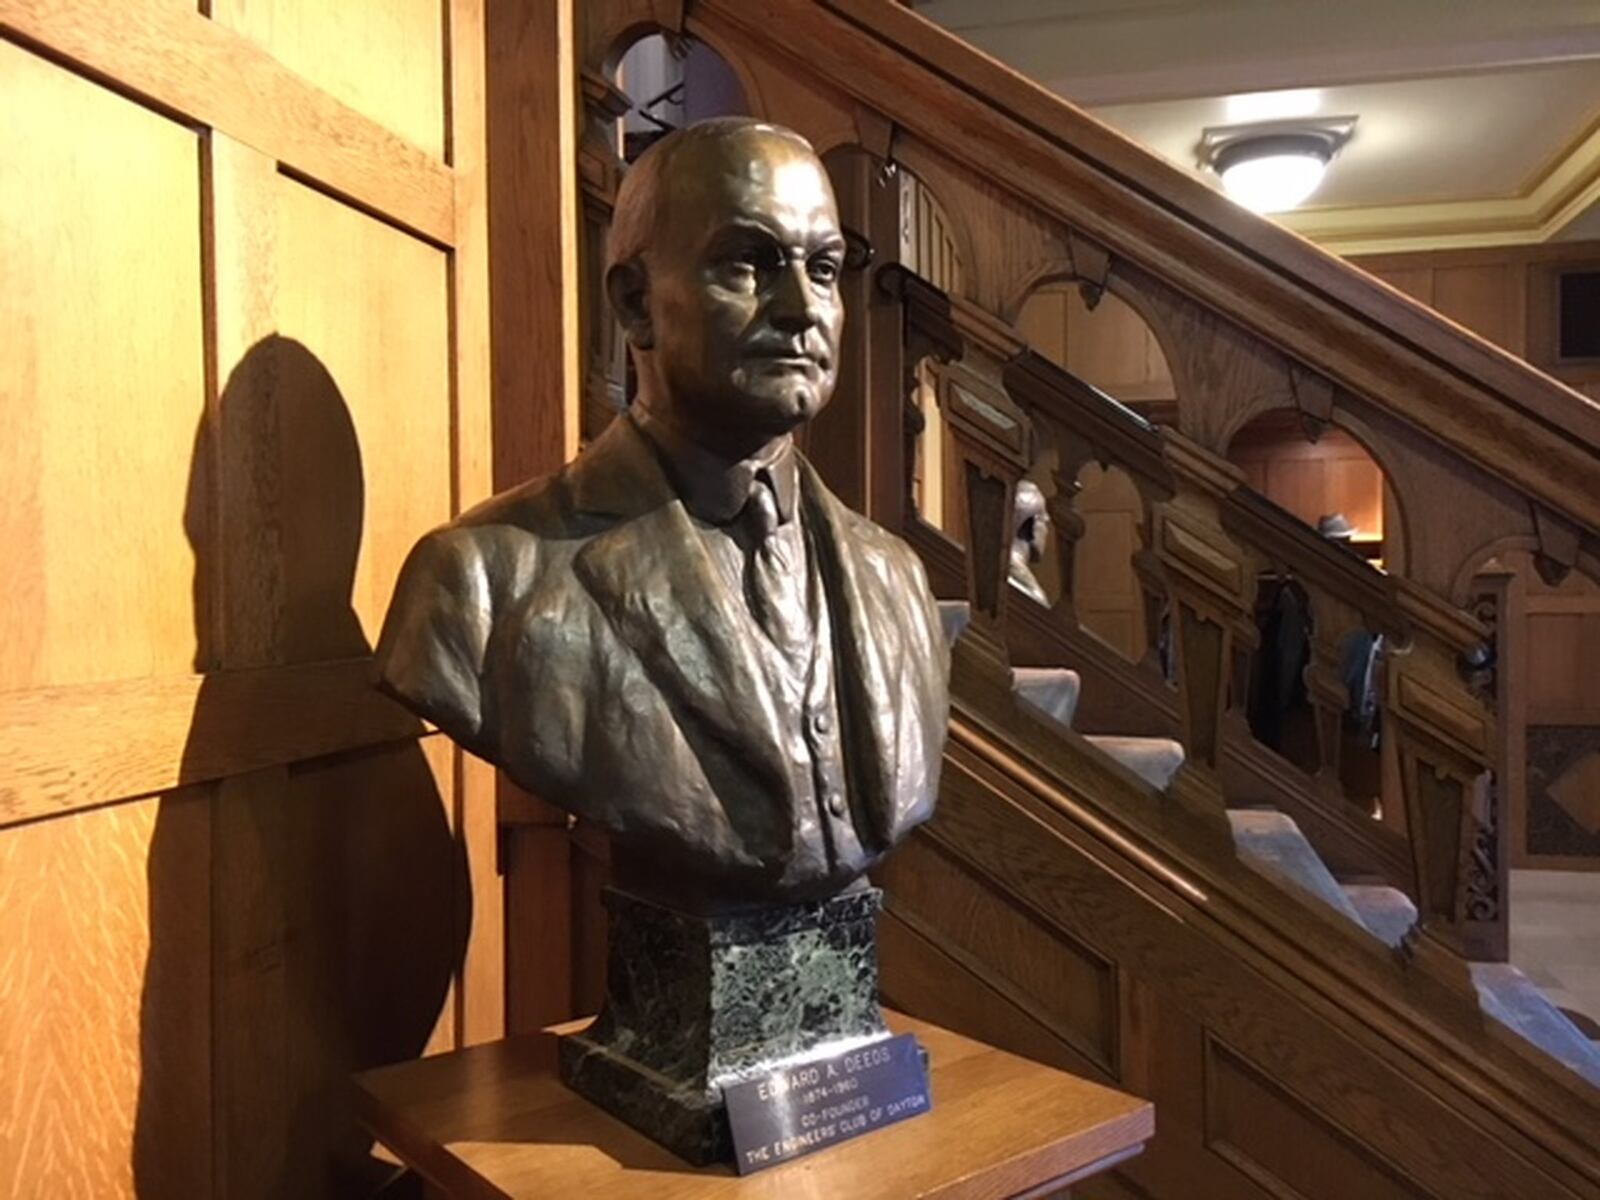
[1096, 63, 1600, 209]
[914, 0, 1600, 250]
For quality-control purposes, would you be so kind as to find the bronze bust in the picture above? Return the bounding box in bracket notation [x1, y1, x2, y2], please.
[375, 118, 949, 907]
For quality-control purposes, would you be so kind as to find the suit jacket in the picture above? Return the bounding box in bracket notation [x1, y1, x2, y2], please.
[374, 415, 949, 899]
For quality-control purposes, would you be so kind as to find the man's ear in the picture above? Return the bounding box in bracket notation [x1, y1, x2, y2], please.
[605, 259, 653, 350]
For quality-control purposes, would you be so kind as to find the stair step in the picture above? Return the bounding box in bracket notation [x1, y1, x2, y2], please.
[1470, 963, 1600, 1089]
[937, 600, 971, 648]
[1340, 884, 1417, 949]
[1086, 735, 1185, 790]
[1012, 667, 1082, 729]
[1227, 810, 1367, 928]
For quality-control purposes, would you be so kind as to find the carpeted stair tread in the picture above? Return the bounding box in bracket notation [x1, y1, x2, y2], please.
[1471, 962, 1600, 1089]
[1340, 884, 1417, 949]
[937, 600, 971, 648]
[1085, 735, 1186, 790]
[1011, 667, 1083, 729]
[1227, 809, 1366, 927]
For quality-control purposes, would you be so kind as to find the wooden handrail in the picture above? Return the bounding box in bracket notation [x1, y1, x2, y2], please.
[683, 0, 1600, 538]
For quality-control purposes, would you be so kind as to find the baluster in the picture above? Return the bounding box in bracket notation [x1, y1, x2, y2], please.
[1152, 435, 1255, 786]
[1387, 582, 1495, 973]
[1461, 570, 1512, 962]
[1001, 349, 1176, 680]
[1300, 589, 1371, 810]
[1030, 425, 1094, 623]
[1044, 490, 1086, 621]
[933, 356, 1030, 676]
[875, 264, 962, 534]
[1131, 498, 1171, 678]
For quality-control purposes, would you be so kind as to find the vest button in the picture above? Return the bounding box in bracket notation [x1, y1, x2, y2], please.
[826, 791, 847, 818]
[811, 710, 832, 736]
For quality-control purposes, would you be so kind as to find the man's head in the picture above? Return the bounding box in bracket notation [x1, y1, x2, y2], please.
[606, 118, 846, 459]
[1014, 479, 1050, 563]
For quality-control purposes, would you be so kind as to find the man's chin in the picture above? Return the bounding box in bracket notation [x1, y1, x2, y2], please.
[736, 383, 830, 433]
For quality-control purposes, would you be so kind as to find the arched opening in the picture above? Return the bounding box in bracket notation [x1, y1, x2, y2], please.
[1226, 409, 1402, 815]
[1015, 284, 1176, 426]
[1457, 543, 1600, 1031]
[893, 170, 967, 537]
[1006, 283, 1172, 668]
[1068, 461, 1152, 664]
[581, 34, 751, 442]
[1227, 408, 1398, 569]
[612, 34, 748, 163]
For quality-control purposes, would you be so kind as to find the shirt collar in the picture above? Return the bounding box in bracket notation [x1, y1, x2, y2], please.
[628, 405, 798, 527]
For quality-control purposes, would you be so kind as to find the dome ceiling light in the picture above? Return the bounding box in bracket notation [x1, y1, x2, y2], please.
[1199, 116, 1357, 215]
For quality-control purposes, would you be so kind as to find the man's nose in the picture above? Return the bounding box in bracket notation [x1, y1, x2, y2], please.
[768, 261, 822, 333]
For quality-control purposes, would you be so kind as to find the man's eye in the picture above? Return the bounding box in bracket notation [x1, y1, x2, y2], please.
[809, 257, 842, 284]
[730, 246, 778, 272]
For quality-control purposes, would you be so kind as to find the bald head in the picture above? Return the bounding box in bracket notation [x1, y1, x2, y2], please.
[1014, 479, 1051, 562]
[608, 118, 824, 274]
[604, 117, 847, 460]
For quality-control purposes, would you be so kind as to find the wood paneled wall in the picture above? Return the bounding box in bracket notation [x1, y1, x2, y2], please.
[1352, 241, 1600, 402]
[1013, 286, 1173, 661]
[1351, 241, 1600, 870]
[1015, 285, 1174, 405]
[0, 2, 518, 1194]
[1230, 411, 1387, 548]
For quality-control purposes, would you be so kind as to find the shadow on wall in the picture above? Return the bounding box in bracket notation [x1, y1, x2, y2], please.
[133, 336, 468, 1198]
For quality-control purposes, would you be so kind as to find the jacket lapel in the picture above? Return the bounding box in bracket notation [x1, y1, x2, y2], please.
[568, 420, 796, 810]
[800, 461, 908, 850]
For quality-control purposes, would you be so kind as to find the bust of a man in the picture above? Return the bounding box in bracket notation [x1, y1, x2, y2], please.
[375, 118, 949, 906]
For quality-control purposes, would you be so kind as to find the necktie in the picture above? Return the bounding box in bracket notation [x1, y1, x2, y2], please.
[740, 479, 810, 663]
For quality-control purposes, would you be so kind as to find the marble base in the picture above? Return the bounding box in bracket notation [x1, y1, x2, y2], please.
[558, 886, 890, 1164]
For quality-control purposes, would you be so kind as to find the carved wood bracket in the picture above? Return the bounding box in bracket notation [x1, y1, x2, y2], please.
[1289, 363, 1336, 443]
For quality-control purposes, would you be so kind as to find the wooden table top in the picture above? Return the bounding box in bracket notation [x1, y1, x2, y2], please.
[353, 1012, 1153, 1200]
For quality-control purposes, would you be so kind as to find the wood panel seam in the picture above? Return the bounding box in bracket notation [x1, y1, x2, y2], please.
[1, 0, 455, 246]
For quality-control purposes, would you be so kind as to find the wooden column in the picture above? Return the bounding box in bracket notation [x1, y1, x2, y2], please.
[487, 0, 583, 1031]
[809, 145, 907, 518]
[486, 0, 580, 485]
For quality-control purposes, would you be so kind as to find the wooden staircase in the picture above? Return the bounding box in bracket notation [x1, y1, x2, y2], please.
[570, 2, 1600, 1196]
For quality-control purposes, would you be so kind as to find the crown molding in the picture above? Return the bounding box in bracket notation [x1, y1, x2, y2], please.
[1278, 117, 1600, 254]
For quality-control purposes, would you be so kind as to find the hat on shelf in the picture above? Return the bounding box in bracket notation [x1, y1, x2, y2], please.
[1316, 512, 1357, 541]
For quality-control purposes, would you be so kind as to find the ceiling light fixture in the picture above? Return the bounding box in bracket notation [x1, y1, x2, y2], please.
[1199, 117, 1357, 215]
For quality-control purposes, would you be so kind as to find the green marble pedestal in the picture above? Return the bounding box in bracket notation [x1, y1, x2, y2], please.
[557, 886, 890, 1165]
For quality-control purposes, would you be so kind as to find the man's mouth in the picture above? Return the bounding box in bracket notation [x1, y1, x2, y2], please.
[750, 354, 823, 374]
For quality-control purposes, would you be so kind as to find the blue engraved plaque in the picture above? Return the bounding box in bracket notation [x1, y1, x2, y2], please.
[723, 1033, 932, 1175]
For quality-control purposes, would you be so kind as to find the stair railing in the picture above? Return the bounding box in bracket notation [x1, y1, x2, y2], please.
[883, 265, 1503, 971]
[568, 0, 1590, 974]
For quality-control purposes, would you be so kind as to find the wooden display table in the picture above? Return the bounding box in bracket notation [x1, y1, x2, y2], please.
[354, 1012, 1153, 1199]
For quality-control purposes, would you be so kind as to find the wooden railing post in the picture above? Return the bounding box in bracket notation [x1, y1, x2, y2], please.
[1152, 435, 1256, 784]
[1462, 569, 1512, 962]
[875, 264, 963, 534]
[1387, 583, 1496, 969]
[1002, 350, 1175, 680]
[1300, 591, 1372, 810]
[1042, 477, 1086, 626]
[929, 324, 1032, 677]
